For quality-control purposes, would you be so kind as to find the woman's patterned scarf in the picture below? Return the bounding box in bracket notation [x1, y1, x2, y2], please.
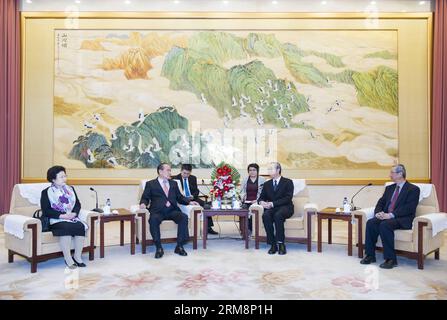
[47, 184, 76, 213]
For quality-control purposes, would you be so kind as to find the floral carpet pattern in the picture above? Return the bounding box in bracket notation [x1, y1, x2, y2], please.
[0, 225, 446, 300]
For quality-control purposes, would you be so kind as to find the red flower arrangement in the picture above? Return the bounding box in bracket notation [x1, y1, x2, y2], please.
[210, 162, 240, 199]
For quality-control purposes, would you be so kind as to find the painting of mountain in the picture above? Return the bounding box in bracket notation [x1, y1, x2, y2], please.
[53, 29, 398, 170]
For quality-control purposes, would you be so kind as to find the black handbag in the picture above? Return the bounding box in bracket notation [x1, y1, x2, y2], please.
[33, 209, 50, 232]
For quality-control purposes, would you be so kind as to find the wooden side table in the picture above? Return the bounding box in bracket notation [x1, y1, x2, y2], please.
[317, 207, 363, 258]
[193, 209, 249, 249]
[99, 208, 136, 258]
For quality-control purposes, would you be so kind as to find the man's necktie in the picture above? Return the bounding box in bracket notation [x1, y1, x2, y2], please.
[273, 179, 278, 192]
[184, 178, 191, 197]
[162, 180, 171, 207]
[388, 185, 400, 213]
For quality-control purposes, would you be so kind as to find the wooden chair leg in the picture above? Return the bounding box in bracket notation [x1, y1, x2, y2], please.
[417, 253, 424, 270]
[28, 224, 38, 273]
[435, 249, 440, 260]
[89, 245, 94, 261]
[89, 216, 97, 261]
[136, 237, 140, 245]
[417, 221, 427, 270]
[8, 250, 14, 263]
[30, 259, 37, 273]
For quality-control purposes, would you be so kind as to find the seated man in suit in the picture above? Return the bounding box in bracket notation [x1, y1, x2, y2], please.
[360, 164, 420, 269]
[258, 162, 294, 255]
[139, 163, 199, 259]
[172, 164, 218, 235]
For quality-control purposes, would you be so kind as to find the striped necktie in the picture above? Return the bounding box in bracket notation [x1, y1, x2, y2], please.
[388, 185, 400, 213]
[162, 180, 171, 207]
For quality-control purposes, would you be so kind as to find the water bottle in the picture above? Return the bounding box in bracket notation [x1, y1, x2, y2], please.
[104, 198, 111, 214]
[232, 195, 238, 209]
[343, 197, 351, 213]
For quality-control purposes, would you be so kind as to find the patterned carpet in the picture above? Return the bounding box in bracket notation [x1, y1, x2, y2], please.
[1, 221, 446, 300]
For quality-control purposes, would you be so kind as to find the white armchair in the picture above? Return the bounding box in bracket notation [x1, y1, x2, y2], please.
[134, 180, 203, 253]
[250, 179, 318, 251]
[353, 183, 446, 269]
[0, 184, 99, 273]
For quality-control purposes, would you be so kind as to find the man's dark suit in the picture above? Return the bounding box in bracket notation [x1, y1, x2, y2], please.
[139, 178, 191, 247]
[365, 181, 420, 260]
[172, 173, 214, 228]
[258, 177, 294, 244]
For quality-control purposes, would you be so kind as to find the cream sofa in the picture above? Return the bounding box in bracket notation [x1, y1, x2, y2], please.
[353, 183, 446, 269]
[250, 179, 318, 251]
[134, 180, 203, 254]
[0, 184, 99, 273]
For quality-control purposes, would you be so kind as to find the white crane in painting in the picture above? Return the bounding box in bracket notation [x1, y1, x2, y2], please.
[309, 131, 320, 139]
[86, 148, 96, 163]
[273, 98, 278, 107]
[258, 86, 266, 94]
[273, 82, 279, 92]
[267, 79, 273, 88]
[286, 104, 293, 118]
[286, 82, 292, 91]
[124, 138, 135, 153]
[143, 145, 155, 158]
[201, 93, 207, 104]
[256, 113, 264, 126]
[239, 98, 246, 109]
[260, 99, 269, 107]
[107, 157, 118, 167]
[240, 109, 249, 118]
[180, 135, 189, 148]
[83, 121, 95, 129]
[138, 108, 146, 125]
[152, 137, 162, 152]
[223, 114, 230, 128]
[253, 103, 264, 113]
[335, 99, 343, 108]
[110, 130, 117, 141]
[276, 111, 285, 121]
[93, 113, 102, 122]
[241, 94, 251, 104]
[232, 96, 238, 107]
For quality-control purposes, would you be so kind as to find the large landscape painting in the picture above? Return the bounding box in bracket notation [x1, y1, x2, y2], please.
[53, 29, 398, 170]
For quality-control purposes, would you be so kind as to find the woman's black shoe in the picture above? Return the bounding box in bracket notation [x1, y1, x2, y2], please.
[73, 258, 86, 267]
[65, 262, 77, 269]
[208, 228, 218, 235]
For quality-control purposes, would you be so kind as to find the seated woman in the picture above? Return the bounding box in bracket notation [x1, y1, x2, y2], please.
[40, 165, 88, 269]
[239, 163, 265, 233]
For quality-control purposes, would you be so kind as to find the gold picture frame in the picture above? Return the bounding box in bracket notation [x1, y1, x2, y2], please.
[20, 12, 433, 185]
